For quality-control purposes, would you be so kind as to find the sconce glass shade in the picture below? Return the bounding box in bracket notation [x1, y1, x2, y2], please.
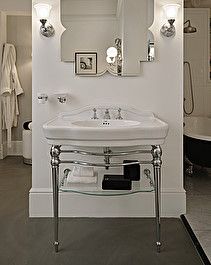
[161, 4, 181, 38]
[34, 3, 55, 37]
[163, 4, 180, 20]
[106, 47, 118, 58]
[34, 3, 52, 19]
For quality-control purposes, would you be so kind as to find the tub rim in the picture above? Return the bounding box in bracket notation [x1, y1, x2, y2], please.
[184, 116, 211, 142]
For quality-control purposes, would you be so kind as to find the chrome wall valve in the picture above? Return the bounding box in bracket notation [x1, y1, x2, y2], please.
[37, 93, 48, 104]
[54, 93, 69, 104]
[57, 96, 67, 104]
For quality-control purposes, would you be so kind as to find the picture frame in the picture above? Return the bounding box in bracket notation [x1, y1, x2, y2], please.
[75, 52, 97, 75]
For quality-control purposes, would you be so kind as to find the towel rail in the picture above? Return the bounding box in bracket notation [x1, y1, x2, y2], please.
[60, 160, 153, 167]
[60, 149, 151, 157]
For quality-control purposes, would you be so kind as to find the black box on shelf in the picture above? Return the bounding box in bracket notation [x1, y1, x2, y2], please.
[102, 175, 132, 190]
[123, 160, 140, 181]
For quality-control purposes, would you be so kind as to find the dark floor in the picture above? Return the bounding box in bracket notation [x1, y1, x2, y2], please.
[185, 166, 211, 261]
[0, 157, 204, 265]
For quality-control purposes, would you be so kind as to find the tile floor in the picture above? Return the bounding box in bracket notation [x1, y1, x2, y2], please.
[185, 166, 211, 262]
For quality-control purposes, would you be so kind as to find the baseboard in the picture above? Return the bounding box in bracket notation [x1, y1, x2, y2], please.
[0, 144, 3, 159]
[1, 141, 23, 157]
[29, 189, 186, 217]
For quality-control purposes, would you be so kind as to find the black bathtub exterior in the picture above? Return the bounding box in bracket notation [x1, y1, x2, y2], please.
[184, 135, 211, 168]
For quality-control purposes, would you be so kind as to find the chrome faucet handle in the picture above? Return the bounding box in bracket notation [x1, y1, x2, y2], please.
[104, 109, 111, 120]
[116, 108, 123, 120]
[91, 108, 98, 119]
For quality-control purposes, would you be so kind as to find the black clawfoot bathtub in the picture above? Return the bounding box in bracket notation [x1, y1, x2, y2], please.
[184, 116, 211, 168]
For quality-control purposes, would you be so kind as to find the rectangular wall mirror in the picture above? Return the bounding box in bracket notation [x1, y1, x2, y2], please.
[60, 0, 154, 76]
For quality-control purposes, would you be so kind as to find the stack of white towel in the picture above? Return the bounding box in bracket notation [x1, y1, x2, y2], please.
[67, 166, 97, 184]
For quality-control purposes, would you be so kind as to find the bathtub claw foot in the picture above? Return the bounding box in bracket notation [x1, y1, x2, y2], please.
[186, 165, 194, 176]
[184, 156, 194, 176]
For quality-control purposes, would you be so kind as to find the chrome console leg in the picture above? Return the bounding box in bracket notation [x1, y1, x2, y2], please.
[152, 145, 162, 253]
[50, 145, 61, 253]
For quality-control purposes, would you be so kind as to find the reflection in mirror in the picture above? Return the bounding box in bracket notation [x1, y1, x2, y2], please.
[106, 38, 122, 76]
[61, 0, 154, 76]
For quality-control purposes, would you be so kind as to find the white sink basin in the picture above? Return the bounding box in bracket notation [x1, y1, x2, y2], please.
[43, 105, 169, 147]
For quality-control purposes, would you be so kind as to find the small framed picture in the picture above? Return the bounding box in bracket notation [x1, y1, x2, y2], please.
[75, 52, 97, 75]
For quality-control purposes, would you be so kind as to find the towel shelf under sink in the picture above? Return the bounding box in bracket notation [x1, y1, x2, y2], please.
[59, 168, 154, 196]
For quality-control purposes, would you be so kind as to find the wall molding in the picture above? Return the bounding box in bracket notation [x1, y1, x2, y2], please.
[0, 141, 23, 158]
[5, 11, 31, 16]
[29, 189, 186, 218]
[0, 144, 3, 159]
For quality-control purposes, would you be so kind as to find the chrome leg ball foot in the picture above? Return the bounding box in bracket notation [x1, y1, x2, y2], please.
[54, 241, 59, 253]
[156, 241, 162, 253]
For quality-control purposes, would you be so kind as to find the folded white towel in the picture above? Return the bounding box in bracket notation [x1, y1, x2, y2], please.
[72, 166, 94, 178]
[67, 166, 97, 184]
[68, 176, 97, 184]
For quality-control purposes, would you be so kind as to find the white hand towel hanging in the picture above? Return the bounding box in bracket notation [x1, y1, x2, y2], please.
[0, 43, 24, 147]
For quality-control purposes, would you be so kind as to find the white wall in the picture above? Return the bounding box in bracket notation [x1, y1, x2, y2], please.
[184, 8, 211, 117]
[30, 0, 185, 217]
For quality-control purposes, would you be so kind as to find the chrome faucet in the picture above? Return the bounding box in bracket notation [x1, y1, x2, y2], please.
[116, 108, 123, 120]
[91, 108, 98, 119]
[104, 109, 111, 120]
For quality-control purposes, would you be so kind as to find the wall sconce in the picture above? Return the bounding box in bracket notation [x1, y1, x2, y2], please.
[160, 4, 181, 37]
[106, 47, 118, 64]
[106, 38, 122, 75]
[34, 3, 55, 37]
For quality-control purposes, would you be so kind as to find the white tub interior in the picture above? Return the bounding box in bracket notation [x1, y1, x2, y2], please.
[184, 116, 211, 141]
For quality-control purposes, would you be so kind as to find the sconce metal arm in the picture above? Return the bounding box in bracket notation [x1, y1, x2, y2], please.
[40, 19, 55, 38]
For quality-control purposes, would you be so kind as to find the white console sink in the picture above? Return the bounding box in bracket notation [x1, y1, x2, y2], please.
[43, 105, 169, 147]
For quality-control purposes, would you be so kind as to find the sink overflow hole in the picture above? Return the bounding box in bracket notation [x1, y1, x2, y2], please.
[103, 121, 110, 126]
